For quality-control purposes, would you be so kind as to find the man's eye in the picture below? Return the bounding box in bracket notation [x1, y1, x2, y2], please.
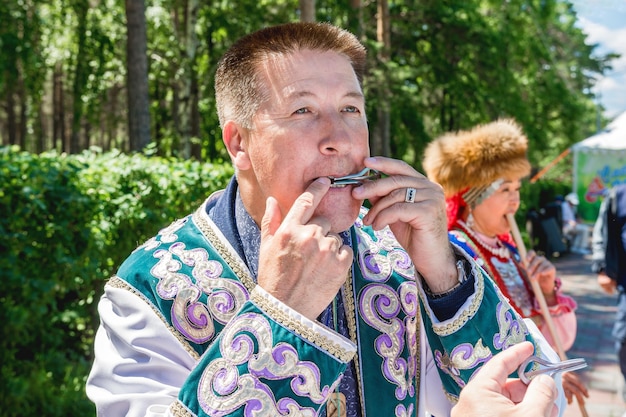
[294, 108, 309, 114]
[344, 106, 359, 113]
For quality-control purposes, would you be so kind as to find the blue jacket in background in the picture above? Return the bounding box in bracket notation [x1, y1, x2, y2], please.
[592, 183, 626, 287]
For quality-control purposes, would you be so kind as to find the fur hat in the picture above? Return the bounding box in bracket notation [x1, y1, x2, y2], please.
[423, 118, 531, 198]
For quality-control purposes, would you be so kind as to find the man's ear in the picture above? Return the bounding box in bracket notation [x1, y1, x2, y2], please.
[223, 121, 252, 171]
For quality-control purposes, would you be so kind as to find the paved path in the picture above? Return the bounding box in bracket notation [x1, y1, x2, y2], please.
[553, 252, 625, 417]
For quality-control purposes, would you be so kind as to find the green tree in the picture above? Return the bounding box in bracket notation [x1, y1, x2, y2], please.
[0, 0, 47, 150]
[0, 0, 618, 169]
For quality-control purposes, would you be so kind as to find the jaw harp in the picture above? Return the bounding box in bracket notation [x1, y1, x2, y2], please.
[518, 355, 588, 385]
[329, 168, 382, 187]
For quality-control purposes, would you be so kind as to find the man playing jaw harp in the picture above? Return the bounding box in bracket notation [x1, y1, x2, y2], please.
[87, 22, 564, 417]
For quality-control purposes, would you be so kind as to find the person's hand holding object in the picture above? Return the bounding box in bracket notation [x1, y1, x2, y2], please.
[451, 341, 559, 417]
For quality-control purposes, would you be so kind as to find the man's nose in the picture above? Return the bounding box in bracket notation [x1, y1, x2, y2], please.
[319, 113, 352, 154]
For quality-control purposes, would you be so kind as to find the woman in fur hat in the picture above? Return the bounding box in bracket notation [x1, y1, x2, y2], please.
[423, 118, 588, 406]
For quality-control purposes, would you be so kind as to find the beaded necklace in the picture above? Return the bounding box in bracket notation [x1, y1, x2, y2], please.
[458, 220, 510, 259]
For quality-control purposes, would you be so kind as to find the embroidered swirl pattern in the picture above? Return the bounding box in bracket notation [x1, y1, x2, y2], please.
[493, 301, 528, 350]
[137, 217, 188, 252]
[356, 225, 418, 407]
[434, 298, 528, 387]
[150, 239, 248, 344]
[395, 403, 414, 417]
[360, 284, 410, 399]
[434, 339, 492, 388]
[198, 312, 328, 416]
[399, 281, 419, 392]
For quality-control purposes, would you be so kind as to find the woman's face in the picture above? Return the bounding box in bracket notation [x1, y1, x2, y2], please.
[470, 179, 522, 237]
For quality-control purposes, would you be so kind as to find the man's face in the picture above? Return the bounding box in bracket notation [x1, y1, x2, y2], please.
[236, 49, 370, 232]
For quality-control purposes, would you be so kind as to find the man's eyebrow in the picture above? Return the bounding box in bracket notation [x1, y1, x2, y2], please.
[286, 90, 364, 100]
[345, 91, 365, 100]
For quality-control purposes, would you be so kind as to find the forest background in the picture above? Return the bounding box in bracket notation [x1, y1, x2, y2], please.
[0, 0, 620, 415]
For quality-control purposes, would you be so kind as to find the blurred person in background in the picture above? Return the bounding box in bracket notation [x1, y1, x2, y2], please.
[422, 119, 588, 407]
[592, 183, 626, 401]
[559, 193, 591, 255]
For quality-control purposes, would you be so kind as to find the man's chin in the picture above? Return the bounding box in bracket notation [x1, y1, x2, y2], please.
[322, 206, 362, 233]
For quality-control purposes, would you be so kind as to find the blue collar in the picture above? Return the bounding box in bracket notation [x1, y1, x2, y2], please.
[205, 176, 261, 279]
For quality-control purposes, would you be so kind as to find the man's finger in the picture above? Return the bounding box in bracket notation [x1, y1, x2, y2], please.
[521, 374, 558, 417]
[477, 341, 535, 384]
[282, 177, 331, 226]
[260, 196, 283, 241]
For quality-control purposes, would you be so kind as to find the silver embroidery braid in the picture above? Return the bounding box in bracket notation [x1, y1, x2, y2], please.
[415, 299, 422, 410]
[424, 262, 485, 337]
[250, 291, 356, 364]
[169, 400, 194, 416]
[342, 269, 364, 411]
[192, 207, 256, 294]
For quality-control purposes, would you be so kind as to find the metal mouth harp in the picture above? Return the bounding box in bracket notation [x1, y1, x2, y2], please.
[329, 168, 382, 187]
[518, 354, 588, 385]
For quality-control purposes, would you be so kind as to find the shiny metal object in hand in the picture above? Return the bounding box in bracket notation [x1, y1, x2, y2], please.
[518, 354, 587, 385]
[329, 168, 382, 188]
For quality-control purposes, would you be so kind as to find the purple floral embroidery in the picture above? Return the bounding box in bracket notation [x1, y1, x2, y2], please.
[198, 313, 323, 417]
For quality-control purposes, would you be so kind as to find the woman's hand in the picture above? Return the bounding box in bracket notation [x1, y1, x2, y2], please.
[561, 371, 589, 405]
[525, 250, 558, 304]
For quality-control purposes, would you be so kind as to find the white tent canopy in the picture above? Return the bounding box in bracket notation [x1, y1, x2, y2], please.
[572, 111, 626, 152]
[571, 110, 626, 221]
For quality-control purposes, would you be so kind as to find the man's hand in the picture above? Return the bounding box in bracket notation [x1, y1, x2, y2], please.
[258, 177, 353, 321]
[352, 156, 458, 294]
[452, 341, 558, 417]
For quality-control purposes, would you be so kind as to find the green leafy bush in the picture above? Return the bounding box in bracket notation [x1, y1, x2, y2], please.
[0, 146, 232, 416]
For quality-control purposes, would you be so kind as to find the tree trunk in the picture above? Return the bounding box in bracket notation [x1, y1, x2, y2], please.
[299, 0, 315, 22]
[190, 72, 202, 160]
[52, 63, 66, 152]
[84, 120, 91, 149]
[372, 0, 391, 157]
[204, 31, 218, 161]
[105, 84, 121, 151]
[173, 0, 200, 159]
[125, 0, 151, 152]
[5, 86, 17, 146]
[70, 0, 89, 154]
[36, 105, 45, 153]
[153, 80, 163, 151]
[347, 0, 363, 38]
[18, 76, 27, 150]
